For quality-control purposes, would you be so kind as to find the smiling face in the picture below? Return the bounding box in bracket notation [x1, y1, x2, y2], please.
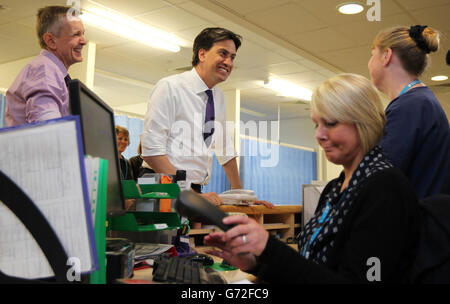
[311, 110, 364, 169]
[47, 17, 86, 69]
[116, 132, 129, 155]
[196, 39, 236, 88]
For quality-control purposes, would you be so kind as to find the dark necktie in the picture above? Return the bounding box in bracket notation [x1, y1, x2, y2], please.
[64, 74, 72, 88]
[203, 89, 215, 145]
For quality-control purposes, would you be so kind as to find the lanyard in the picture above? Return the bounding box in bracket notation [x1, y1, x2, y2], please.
[302, 189, 347, 258]
[398, 79, 421, 98]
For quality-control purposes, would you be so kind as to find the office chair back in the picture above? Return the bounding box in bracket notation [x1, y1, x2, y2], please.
[410, 194, 450, 283]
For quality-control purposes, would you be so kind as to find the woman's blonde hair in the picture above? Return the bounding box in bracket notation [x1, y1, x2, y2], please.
[372, 26, 440, 76]
[311, 73, 386, 155]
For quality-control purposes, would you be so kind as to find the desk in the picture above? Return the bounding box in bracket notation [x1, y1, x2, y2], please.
[190, 205, 302, 241]
[131, 246, 256, 284]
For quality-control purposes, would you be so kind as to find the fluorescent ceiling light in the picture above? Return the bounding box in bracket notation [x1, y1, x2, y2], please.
[81, 7, 181, 53]
[431, 75, 448, 81]
[337, 2, 364, 15]
[264, 78, 312, 102]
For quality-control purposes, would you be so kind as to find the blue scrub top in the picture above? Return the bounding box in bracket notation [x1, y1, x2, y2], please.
[379, 86, 450, 198]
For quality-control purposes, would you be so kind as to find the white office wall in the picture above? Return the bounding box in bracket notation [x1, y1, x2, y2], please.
[280, 117, 316, 149]
[240, 113, 316, 148]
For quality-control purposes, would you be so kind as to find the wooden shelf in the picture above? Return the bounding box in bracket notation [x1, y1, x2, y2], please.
[189, 228, 217, 235]
[188, 205, 302, 241]
[263, 223, 291, 230]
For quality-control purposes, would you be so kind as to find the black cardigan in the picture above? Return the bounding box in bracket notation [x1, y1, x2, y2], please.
[255, 168, 420, 283]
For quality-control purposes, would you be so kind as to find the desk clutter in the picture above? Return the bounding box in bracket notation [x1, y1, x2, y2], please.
[105, 235, 232, 284]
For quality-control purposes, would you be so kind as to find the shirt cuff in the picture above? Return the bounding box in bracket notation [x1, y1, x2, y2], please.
[216, 154, 237, 166]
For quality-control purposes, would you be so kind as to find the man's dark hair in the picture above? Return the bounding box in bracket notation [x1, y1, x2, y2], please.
[36, 6, 71, 49]
[192, 27, 242, 66]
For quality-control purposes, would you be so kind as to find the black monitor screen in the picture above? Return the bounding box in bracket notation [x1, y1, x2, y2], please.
[69, 79, 125, 217]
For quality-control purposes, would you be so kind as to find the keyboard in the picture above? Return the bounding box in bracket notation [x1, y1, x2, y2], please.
[152, 255, 226, 284]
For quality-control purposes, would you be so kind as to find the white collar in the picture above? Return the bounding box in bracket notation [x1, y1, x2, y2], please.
[188, 68, 213, 95]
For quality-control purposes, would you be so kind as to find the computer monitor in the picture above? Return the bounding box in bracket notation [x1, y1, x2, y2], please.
[68, 79, 126, 217]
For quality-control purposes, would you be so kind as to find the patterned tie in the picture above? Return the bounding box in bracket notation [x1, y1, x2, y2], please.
[203, 89, 215, 145]
[64, 74, 72, 88]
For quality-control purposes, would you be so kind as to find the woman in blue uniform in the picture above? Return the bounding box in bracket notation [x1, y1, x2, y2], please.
[368, 25, 450, 198]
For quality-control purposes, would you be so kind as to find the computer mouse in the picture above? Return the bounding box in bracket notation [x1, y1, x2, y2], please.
[189, 254, 214, 266]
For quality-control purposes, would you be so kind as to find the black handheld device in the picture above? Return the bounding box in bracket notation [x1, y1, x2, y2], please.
[174, 191, 234, 231]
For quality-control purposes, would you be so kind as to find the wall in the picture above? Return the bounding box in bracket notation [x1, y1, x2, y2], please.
[0, 56, 35, 89]
[280, 117, 316, 149]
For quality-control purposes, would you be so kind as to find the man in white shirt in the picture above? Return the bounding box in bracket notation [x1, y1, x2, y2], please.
[141, 28, 242, 205]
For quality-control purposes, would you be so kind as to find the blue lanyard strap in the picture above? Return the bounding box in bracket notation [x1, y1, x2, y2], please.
[302, 190, 347, 258]
[398, 79, 421, 97]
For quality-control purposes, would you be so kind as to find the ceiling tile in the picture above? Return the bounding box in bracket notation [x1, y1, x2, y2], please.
[86, 0, 170, 17]
[281, 70, 328, 85]
[174, 23, 218, 43]
[102, 41, 178, 61]
[333, 13, 416, 46]
[136, 5, 208, 33]
[316, 68, 337, 78]
[293, 0, 369, 27]
[317, 45, 373, 70]
[408, 3, 450, 32]
[286, 27, 357, 53]
[84, 26, 129, 49]
[395, 0, 450, 10]
[245, 3, 325, 37]
[0, 21, 38, 42]
[232, 40, 287, 69]
[345, 64, 371, 79]
[96, 49, 179, 84]
[0, 0, 52, 19]
[211, 0, 291, 15]
[177, 1, 227, 23]
[0, 15, 12, 25]
[264, 62, 311, 75]
[0, 37, 39, 64]
[296, 58, 329, 71]
[370, 0, 405, 17]
[14, 15, 35, 27]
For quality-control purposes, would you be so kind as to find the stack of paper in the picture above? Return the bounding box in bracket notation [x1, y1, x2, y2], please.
[134, 243, 174, 262]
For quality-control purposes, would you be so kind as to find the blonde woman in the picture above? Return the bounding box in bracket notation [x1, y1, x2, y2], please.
[204, 74, 420, 283]
[368, 25, 450, 198]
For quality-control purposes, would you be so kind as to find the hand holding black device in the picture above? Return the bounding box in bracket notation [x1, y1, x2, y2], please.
[174, 190, 234, 231]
